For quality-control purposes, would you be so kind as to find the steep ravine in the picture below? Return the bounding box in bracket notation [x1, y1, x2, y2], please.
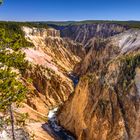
[13, 25, 139, 140]
[20, 24, 130, 139]
[21, 26, 81, 116]
[14, 26, 82, 139]
[58, 29, 140, 140]
[42, 74, 79, 140]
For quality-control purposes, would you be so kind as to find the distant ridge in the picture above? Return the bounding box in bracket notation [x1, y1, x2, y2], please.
[44, 20, 140, 28]
[1, 20, 140, 28]
[24, 20, 140, 29]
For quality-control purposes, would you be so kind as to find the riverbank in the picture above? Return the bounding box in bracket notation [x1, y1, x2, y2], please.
[42, 108, 75, 140]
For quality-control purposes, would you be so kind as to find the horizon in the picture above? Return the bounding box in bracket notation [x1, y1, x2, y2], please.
[0, 20, 140, 22]
[0, 0, 140, 21]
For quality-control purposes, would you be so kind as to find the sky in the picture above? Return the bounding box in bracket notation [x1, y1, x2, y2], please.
[0, 0, 140, 21]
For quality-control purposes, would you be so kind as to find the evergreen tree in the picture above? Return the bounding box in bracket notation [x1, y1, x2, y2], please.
[0, 26, 29, 140]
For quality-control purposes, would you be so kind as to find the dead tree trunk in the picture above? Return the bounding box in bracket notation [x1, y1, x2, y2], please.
[9, 104, 16, 140]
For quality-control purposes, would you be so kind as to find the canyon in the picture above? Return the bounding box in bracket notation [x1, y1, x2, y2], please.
[1, 22, 140, 140]
[19, 23, 140, 140]
[58, 28, 140, 140]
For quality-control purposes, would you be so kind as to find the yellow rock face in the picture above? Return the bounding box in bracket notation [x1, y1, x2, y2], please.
[58, 29, 140, 140]
[14, 26, 82, 139]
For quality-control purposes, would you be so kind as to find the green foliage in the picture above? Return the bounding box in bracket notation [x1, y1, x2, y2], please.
[0, 68, 27, 111]
[27, 78, 33, 83]
[0, 24, 33, 50]
[81, 73, 97, 84]
[16, 113, 29, 126]
[46, 20, 140, 29]
[0, 51, 28, 74]
[0, 21, 48, 30]
[118, 53, 140, 91]
[0, 115, 11, 129]
[1, 19, 140, 29]
[0, 22, 32, 112]
[98, 99, 109, 117]
[0, 22, 33, 74]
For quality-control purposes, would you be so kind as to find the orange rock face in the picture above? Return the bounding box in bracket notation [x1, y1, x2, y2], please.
[15, 26, 82, 138]
[58, 29, 140, 140]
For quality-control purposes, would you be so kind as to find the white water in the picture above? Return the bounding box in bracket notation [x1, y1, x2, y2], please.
[42, 107, 75, 140]
[42, 74, 79, 139]
[48, 107, 58, 119]
[47, 107, 62, 132]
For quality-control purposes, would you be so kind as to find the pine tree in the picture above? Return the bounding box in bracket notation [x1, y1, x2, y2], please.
[0, 27, 28, 140]
[0, 69, 27, 140]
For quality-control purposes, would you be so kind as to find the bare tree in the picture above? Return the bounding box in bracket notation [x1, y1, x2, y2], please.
[9, 104, 16, 140]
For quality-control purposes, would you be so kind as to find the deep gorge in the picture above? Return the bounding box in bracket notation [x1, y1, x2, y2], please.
[1, 21, 140, 140]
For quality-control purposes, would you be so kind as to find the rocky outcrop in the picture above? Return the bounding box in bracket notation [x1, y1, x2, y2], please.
[58, 29, 140, 140]
[63, 38, 85, 58]
[20, 27, 81, 116]
[109, 29, 140, 54]
[9, 26, 83, 139]
[74, 37, 120, 76]
[74, 29, 140, 76]
[51, 23, 127, 45]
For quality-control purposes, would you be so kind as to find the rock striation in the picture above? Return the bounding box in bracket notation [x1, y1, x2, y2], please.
[50, 23, 127, 45]
[58, 29, 140, 140]
[20, 26, 82, 117]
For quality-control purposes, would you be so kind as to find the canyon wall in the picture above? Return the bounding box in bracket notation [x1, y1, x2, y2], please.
[58, 29, 140, 140]
[50, 23, 127, 45]
[20, 26, 82, 119]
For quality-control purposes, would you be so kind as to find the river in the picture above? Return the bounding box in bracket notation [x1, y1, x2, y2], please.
[42, 73, 79, 140]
